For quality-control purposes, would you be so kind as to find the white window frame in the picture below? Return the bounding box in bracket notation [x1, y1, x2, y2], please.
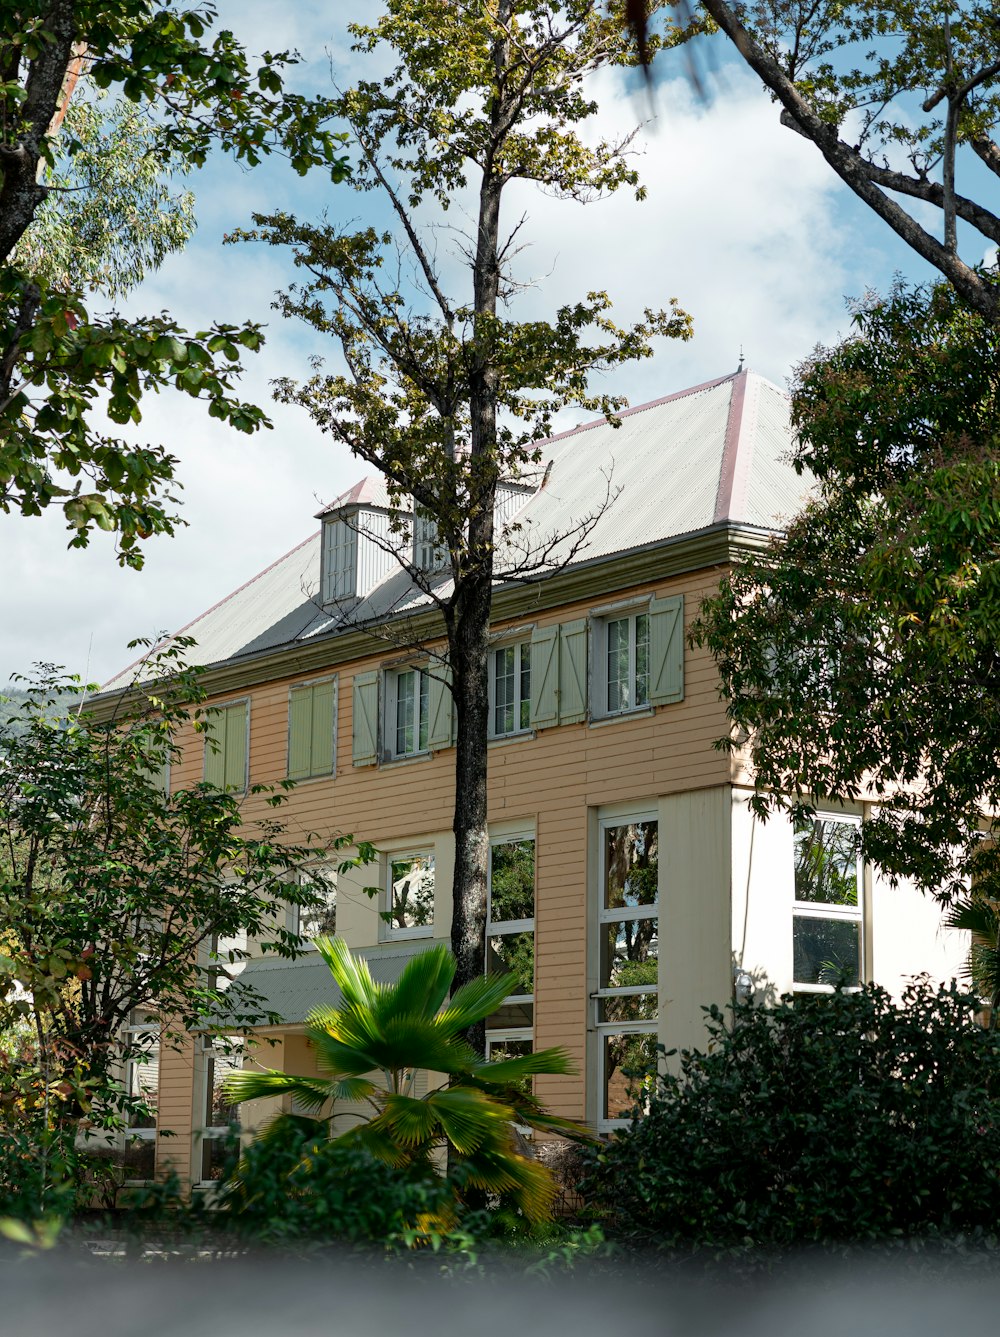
[291, 864, 338, 949]
[486, 833, 536, 1015]
[123, 1013, 160, 1182]
[792, 811, 865, 995]
[195, 1033, 244, 1186]
[382, 850, 436, 941]
[385, 665, 430, 759]
[488, 640, 532, 739]
[321, 515, 358, 603]
[592, 606, 652, 719]
[593, 809, 659, 1132]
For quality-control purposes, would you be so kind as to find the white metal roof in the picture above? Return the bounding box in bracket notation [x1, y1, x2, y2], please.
[102, 369, 811, 691]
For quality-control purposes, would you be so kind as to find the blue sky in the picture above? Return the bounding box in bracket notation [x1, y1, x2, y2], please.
[1, 2, 951, 686]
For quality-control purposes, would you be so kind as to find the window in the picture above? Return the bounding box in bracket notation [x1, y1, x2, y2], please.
[388, 666, 430, 758]
[384, 852, 435, 938]
[294, 866, 338, 946]
[124, 1012, 159, 1181]
[321, 516, 357, 603]
[287, 676, 337, 780]
[594, 816, 659, 1129]
[197, 1034, 243, 1183]
[490, 641, 531, 738]
[486, 838, 535, 1050]
[793, 815, 863, 991]
[203, 698, 249, 793]
[413, 507, 447, 571]
[604, 611, 649, 714]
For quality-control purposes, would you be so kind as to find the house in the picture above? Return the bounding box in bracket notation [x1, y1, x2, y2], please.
[98, 368, 964, 1186]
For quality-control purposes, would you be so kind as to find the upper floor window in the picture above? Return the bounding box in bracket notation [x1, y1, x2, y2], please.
[321, 517, 358, 603]
[490, 641, 531, 738]
[385, 852, 435, 938]
[388, 666, 429, 758]
[413, 507, 447, 572]
[287, 676, 337, 781]
[602, 610, 650, 715]
[294, 866, 338, 946]
[793, 815, 863, 991]
[203, 698, 249, 793]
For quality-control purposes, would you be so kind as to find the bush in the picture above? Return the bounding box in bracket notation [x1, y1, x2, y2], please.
[581, 979, 1000, 1253]
[217, 1117, 456, 1252]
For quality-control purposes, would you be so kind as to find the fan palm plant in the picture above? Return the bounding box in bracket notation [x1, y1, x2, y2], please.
[224, 938, 588, 1222]
[944, 893, 1000, 1029]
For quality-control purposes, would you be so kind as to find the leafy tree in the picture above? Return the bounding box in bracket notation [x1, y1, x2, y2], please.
[582, 979, 1000, 1253]
[678, 0, 1000, 320]
[945, 894, 1000, 1028]
[240, 0, 692, 1037]
[225, 938, 590, 1223]
[693, 279, 1000, 910]
[0, 2, 349, 564]
[0, 641, 370, 1144]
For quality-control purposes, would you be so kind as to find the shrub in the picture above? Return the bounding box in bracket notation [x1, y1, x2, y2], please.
[217, 1116, 455, 1252]
[581, 979, 1000, 1253]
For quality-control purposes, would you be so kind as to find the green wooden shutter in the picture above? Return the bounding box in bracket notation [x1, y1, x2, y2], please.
[648, 594, 685, 705]
[288, 686, 313, 780]
[558, 619, 588, 724]
[223, 701, 248, 791]
[204, 711, 226, 789]
[529, 625, 559, 729]
[310, 677, 336, 775]
[426, 661, 454, 750]
[352, 670, 380, 766]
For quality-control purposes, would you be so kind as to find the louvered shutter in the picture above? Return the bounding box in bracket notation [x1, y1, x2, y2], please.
[287, 686, 313, 780]
[648, 594, 685, 705]
[529, 625, 559, 729]
[310, 677, 336, 774]
[426, 661, 454, 750]
[204, 711, 226, 789]
[223, 702, 248, 791]
[558, 619, 588, 723]
[352, 671, 380, 766]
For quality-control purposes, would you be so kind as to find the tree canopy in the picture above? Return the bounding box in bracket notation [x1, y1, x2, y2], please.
[0, 2, 349, 565]
[694, 279, 1000, 907]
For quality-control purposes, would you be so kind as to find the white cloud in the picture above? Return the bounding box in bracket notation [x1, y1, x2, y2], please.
[1, 23, 928, 686]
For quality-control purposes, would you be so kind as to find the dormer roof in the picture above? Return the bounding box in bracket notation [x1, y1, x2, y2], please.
[101, 368, 812, 692]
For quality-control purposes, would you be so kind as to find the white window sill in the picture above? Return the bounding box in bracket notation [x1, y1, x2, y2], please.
[285, 770, 336, 786]
[380, 928, 435, 943]
[379, 751, 431, 769]
[488, 729, 536, 747]
[589, 706, 655, 729]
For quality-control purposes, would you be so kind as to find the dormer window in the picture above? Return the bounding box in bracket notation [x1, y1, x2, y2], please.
[413, 507, 447, 572]
[321, 516, 358, 604]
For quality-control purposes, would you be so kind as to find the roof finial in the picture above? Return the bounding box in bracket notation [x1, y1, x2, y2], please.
[737, 345, 745, 374]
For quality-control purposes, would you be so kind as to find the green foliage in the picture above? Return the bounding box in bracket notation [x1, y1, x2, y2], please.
[0, 641, 370, 1141]
[226, 939, 590, 1223]
[582, 979, 1000, 1253]
[0, 2, 349, 564]
[945, 894, 1000, 1024]
[693, 279, 1000, 908]
[219, 1117, 455, 1252]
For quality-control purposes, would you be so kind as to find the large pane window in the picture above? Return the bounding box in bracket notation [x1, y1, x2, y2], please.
[198, 1035, 243, 1183]
[594, 817, 658, 1127]
[385, 852, 435, 937]
[793, 815, 863, 990]
[295, 866, 338, 945]
[486, 837, 535, 1055]
[124, 1012, 159, 1181]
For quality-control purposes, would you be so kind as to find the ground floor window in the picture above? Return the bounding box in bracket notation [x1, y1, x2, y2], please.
[197, 1034, 244, 1183]
[486, 836, 535, 1063]
[792, 813, 863, 992]
[593, 814, 659, 1129]
[123, 1012, 159, 1181]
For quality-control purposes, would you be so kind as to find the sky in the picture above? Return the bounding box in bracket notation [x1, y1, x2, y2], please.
[0, 2, 946, 688]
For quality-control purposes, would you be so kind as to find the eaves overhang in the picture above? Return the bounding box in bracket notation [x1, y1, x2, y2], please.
[87, 520, 778, 719]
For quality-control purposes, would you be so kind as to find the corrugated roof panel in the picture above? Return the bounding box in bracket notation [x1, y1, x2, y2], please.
[741, 380, 814, 528]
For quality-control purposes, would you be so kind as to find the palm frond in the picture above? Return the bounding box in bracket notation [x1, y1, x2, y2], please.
[385, 943, 455, 1022]
[224, 1069, 331, 1113]
[373, 1093, 441, 1148]
[424, 1085, 513, 1155]
[335, 1120, 412, 1169]
[375, 1015, 478, 1075]
[439, 969, 521, 1031]
[460, 1147, 557, 1223]
[314, 935, 386, 1012]
[472, 1044, 575, 1085]
[304, 1021, 385, 1079]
